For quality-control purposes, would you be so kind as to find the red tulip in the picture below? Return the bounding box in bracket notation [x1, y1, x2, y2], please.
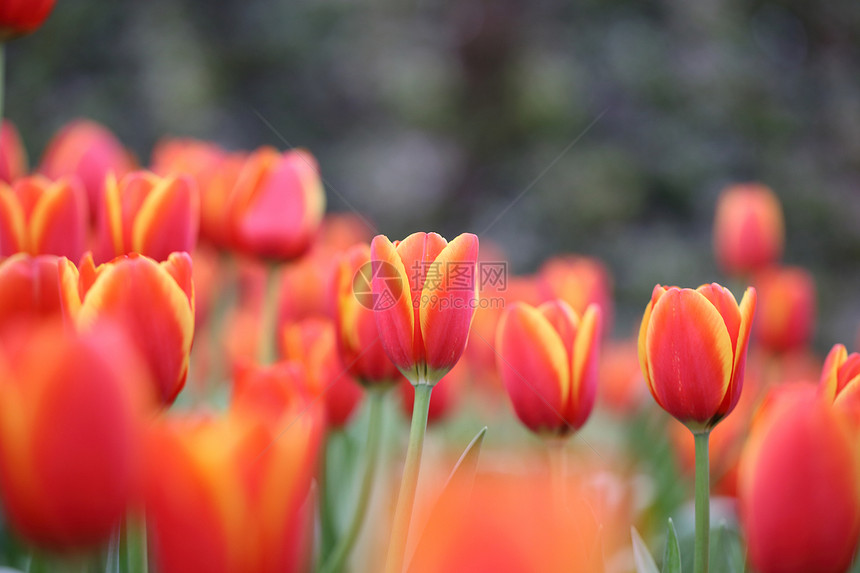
[739, 385, 860, 573]
[639, 283, 756, 431]
[370, 232, 479, 385]
[0, 320, 147, 550]
[0, 120, 27, 183]
[0, 0, 55, 39]
[753, 266, 815, 354]
[713, 183, 784, 276]
[96, 170, 199, 263]
[496, 300, 602, 435]
[820, 343, 860, 423]
[0, 254, 66, 331]
[537, 255, 613, 332]
[0, 175, 87, 260]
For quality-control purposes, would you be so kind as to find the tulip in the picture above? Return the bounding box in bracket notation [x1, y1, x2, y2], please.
[537, 255, 613, 332]
[0, 175, 87, 260]
[819, 343, 860, 424]
[334, 243, 406, 386]
[753, 266, 815, 354]
[228, 147, 325, 260]
[0, 320, 146, 550]
[0, 120, 26, 183]
[713, 183, 784, 276]
[0, 254, 66, 331]
[0, 0, 55, 39]
[739, 384, 860, 573]
[60, 252, 194, 405]
[96, 170, 199, 263]
[39, 119, 135, 222]
[599, 340, 646, 416]
[496, 300, 602, 435]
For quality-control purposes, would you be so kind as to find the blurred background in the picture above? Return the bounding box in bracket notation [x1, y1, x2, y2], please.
[6, 0, 860, 343]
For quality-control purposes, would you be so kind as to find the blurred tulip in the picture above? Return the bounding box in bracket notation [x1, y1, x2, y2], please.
[639, 283, 756, 432]
[537, 255, 613, 332]
[496, 300, 602, 435]
[95, 170, 199, 263]
[61, 252, 194, 405]
[820, 343, 860, 423]
[0, 120, 26, 183]
[753, 266, 815, 354]
[370, 232, 479, 385]
[334, 244, 405, 386]
[0, 320, 146, 550]
[281, 318, 364, 428]
[39, 119, 135, 222]
[598, 340, 646, 415]
[0, 175, 87, 260]
[713, 183, 784, 276]
[278, 254, 332, 324]
[739, 385, 860, 573]
[0, 0, 55, 39]
[228, 147, 325, 260]
[0, 254, 65, 328]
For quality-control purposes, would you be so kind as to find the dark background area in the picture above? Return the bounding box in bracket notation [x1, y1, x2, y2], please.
[7, 0, 860, 343]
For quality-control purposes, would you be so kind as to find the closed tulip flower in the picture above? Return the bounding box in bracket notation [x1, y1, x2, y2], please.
[713, 183, 785, 276]
[0, 120, 27, 183]
[96, 171, 199, 263]
[0, 254, 66, 328]
[639, 283, 756, 432]
[0, 175, 87, 260]
[739, 385, 860, 573]
[496, 300, 602, 435]
[753, 266, 816, 354]
[370, 232, 479, 386]
[0, 0, 55, 39]
[819, 343, 860, 423]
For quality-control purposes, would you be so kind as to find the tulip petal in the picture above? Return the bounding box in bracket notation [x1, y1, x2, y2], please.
[569, 304, 602, 428]
[718, 287, 757, 419]
[29, 178, 87, 260]
[0, 183, 25, 257]
[133, 175, 199, 262]
[696, 283, 741, 350]
[537, 300, 579, 352]
[820, 344, 847, 401]
[638, 285, 667, 397]
[370, 235, 416, 380]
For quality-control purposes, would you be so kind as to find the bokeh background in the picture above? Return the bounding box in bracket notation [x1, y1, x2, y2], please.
[7, 0, 860, 343]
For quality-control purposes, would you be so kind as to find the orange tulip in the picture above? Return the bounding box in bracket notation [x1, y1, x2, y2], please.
[598, 340, 646, 415]
[0, 320, 146, 550]
[537, 255, 613, 331]
[0, 120, 27, 183]
[739, 384, 860, 573]
[95, 170, 199, 263]
[227, 147, 325, 260]
[496, 300, 602, 435]
[60, 252, 194, 405]
[370, 232, 479, 385]
[713, 183, 784, 276]
[0, 175, 87, 260]
[334, 243, 406, 386]
[281, 318, 364, 428]
[753, 266, 815, 354]
[639, 283, 756, 431]
[820, 343, 860, 423]
[0, 0, 55, 39]
[39, 119, 135, 222]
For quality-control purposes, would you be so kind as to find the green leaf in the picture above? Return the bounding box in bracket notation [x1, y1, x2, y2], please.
[661, 518, 682, 573]
[631, 526, 660, 573]
[442, 426, 487, 492]
[711, 521, 745, 573]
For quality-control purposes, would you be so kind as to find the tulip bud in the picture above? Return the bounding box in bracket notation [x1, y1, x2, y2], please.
[0, 120, 27, 183]
[753, 266, 815, 354]
[739, 385, 860, 573]
[370, 232, 479, 386]
[0, 0, 55, 40]
[638, 283, 756, 432]
[496, 300, 602, 435]
[713, 183, 785, 276]
[819, 343, 860, 424]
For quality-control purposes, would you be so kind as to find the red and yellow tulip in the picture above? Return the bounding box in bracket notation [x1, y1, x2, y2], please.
[370, 232, 479, 385]
[713, 183, 784, 276]
[753, 265, 816, 354]
[0, 254, 67, 330]
[820, 343, 860, 423]
[496, 300, 602, 435]
[537, 255, 613, 331]
[638, 283, 756, 431]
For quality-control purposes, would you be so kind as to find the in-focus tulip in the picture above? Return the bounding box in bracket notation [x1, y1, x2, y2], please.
[370, 232, 479, 386]
[0, 175, 87, 260]
[739, 385, 860, 573]
[60, 252, 194, 405]
[227, 147, 325, 260]
[0, 120, 27, 183]
[96, 171, 199, 263]
[638, 283, 756, 432]
[0, 320, 146, 550]
[713, 183, 784, 276]
[39, 119, 135, 222]
[334, 243, 406, 386]
[0, 0, 55, 39]
[820, 343, 860, 423]
[496, 300, 602, 435]
[281, 318, 364, 428]
[753, 266, 815, 354]
[537, 255, 613, 331]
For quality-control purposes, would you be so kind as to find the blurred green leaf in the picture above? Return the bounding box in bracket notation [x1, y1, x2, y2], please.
[661, 518, 681, 573]
[442, 426, 487, 492]
[631, 526, 659, 573]
[712, 521, 745, 573]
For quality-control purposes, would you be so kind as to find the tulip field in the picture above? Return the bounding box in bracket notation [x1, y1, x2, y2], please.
[2, 2, 860, 573]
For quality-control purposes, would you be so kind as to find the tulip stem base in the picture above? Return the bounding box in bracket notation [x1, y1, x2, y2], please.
[384, 383, 433, 573]
[257, 263, 281, 365]
[321, 388, 386, 573]
[693, 430, 711, 573]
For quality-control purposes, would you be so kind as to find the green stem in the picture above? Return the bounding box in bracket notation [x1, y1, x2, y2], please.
[318, 431, 338, 562]
[321, 389, 386, 573]
[693, 431, 711, 573]
[257, 263, 281, 365]
[384, 383, 432, 573]
[0, 42, 5, 124]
